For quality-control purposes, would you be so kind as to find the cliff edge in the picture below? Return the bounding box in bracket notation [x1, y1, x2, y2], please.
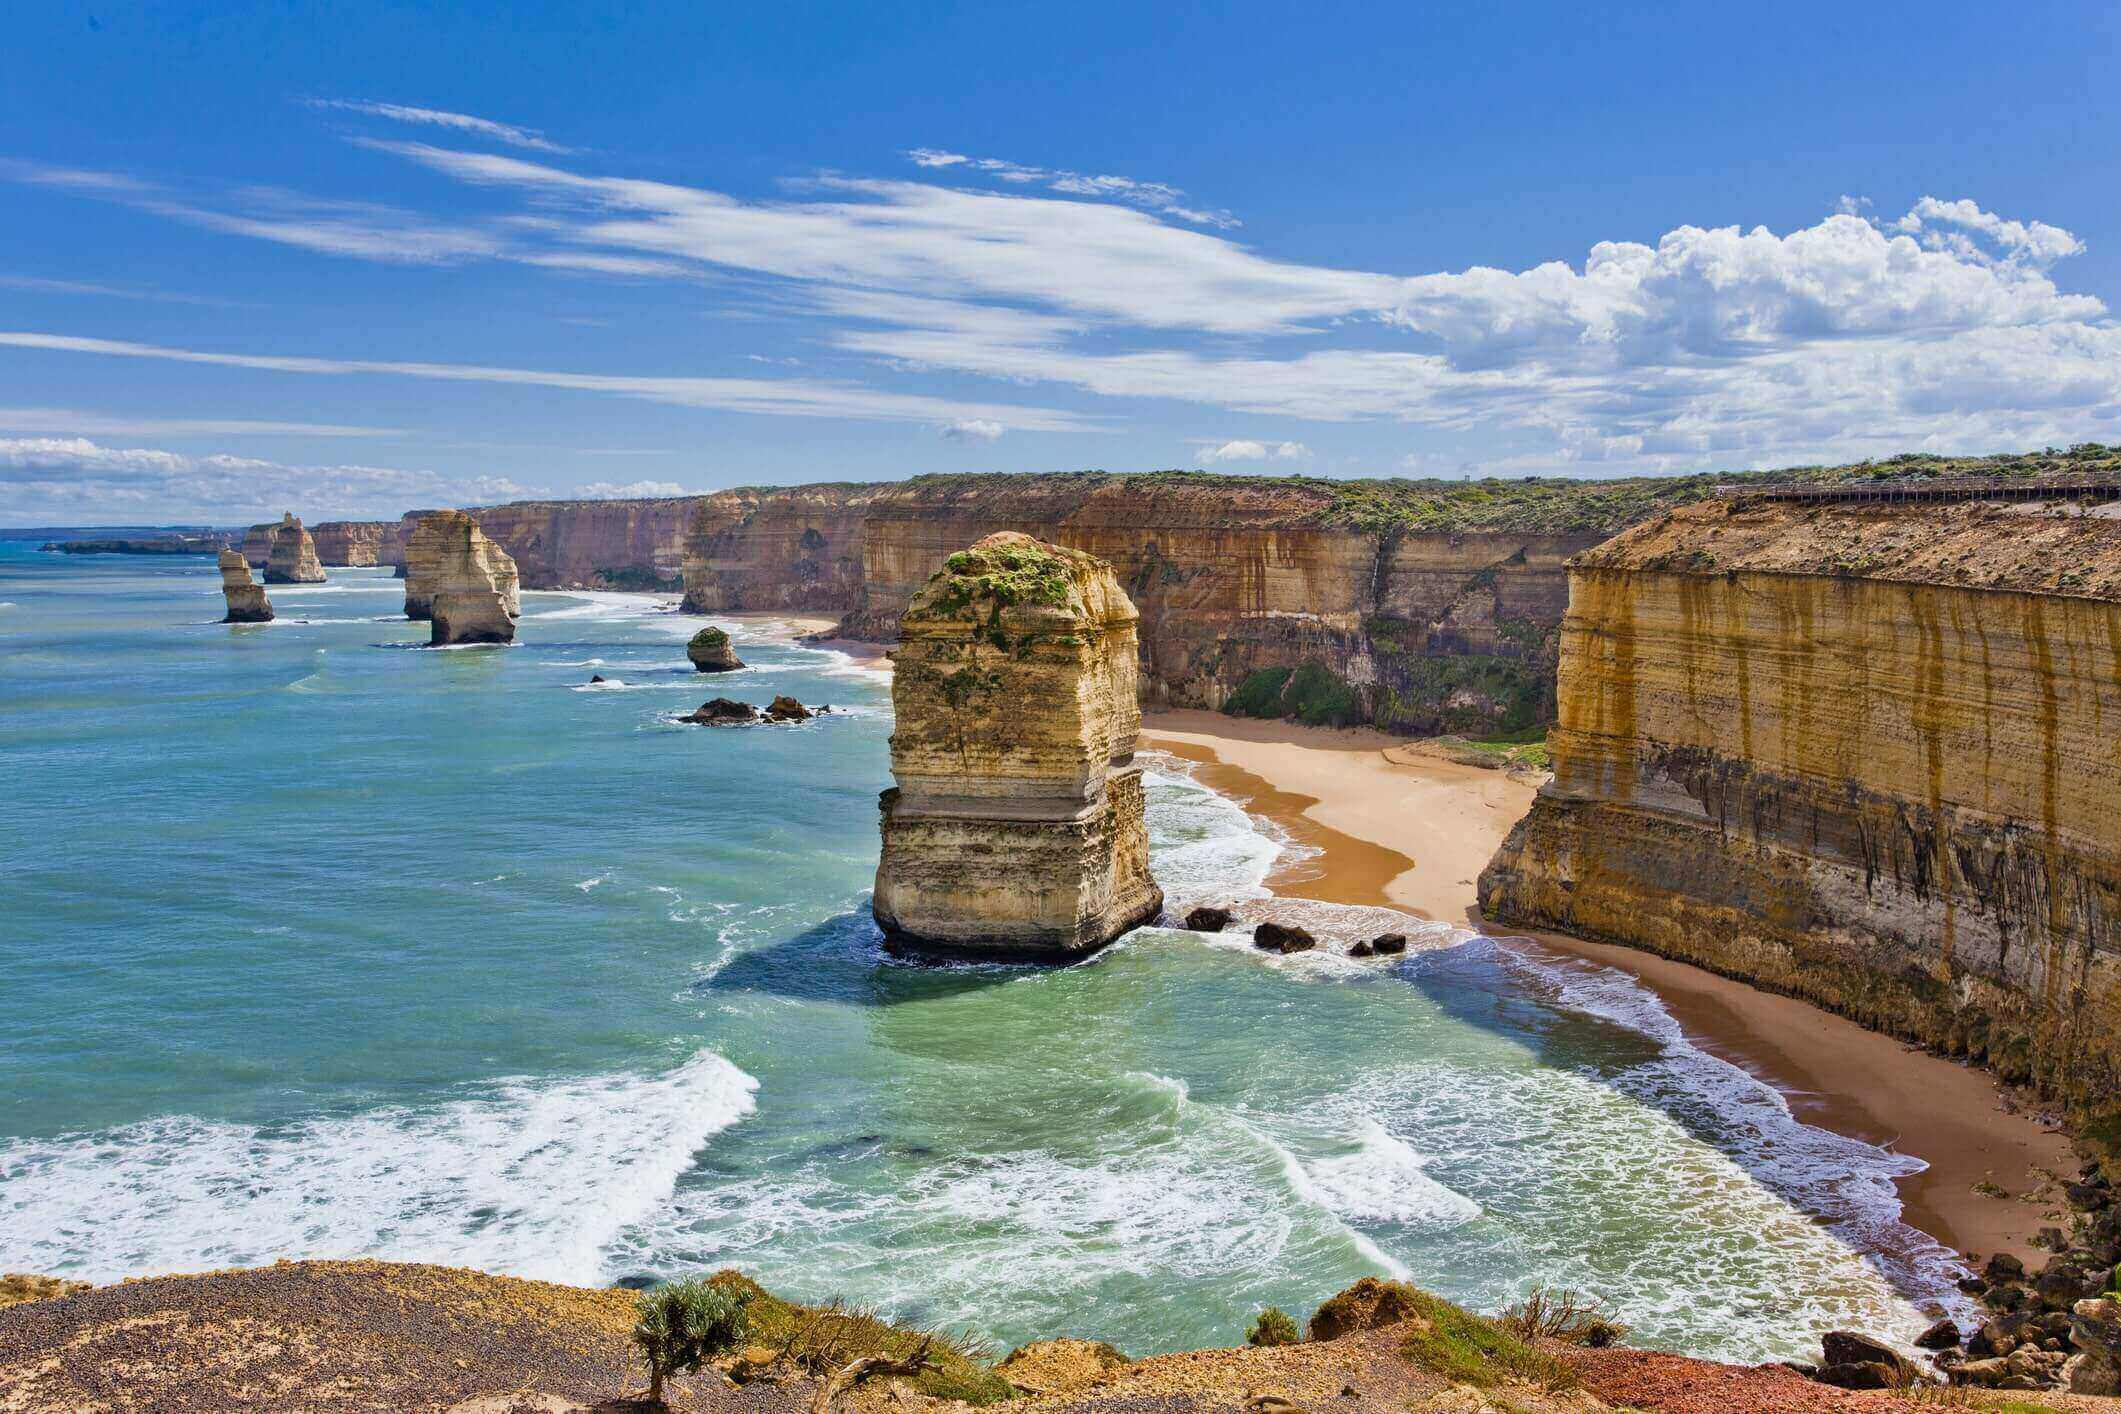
[1480, 489, 2121, 1151]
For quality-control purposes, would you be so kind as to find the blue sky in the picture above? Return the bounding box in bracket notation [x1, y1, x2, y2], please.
[4, 1, 2119, 522]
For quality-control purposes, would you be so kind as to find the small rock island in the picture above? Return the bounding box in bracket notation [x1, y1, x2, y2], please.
[404, 510, 523, 645]
[263, 513, 327, 584]
[216, 548, 273, 623]
[873, 532, 1162, 959]
[686, 625, 744, 672]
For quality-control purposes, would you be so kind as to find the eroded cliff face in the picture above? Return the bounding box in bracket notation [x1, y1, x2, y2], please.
[830, 475, 1599, 733]
[312, 520, 405, 568]
[406, 511, 522, 645]
[264, 514, 327, 584]
[679, 484, 880, 612]
[239, 522, 275, 570]
[470, 499, 693, 591]
[1480, 495, 2121, 1137]
[217, 548, 272, 623]
[874, 532, 1163, 958]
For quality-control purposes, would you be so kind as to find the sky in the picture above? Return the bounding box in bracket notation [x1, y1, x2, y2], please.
[3, 1, 2119, 524]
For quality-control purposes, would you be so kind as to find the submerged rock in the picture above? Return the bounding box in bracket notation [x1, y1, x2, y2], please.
[762, 695, 812, 722]
[263, 513, 326, 584]
[405, 511, 521, 645]
[1184, 905, 1233, 933]
[873, 532, 1162, 960]
[687, 626, 744, 672]
[1370, 932, 1408, 955]
[1252, 921, 1316, 954]
[1348, 940, 1374, 958]
[217, 548, 273, 623]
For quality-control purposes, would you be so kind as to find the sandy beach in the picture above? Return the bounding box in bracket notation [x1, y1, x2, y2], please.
[1140, 708, 2079, 1269]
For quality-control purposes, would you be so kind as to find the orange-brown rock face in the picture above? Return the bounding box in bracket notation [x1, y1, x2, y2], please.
[404, 511, 522, 642]
[217, 548, 273, 622]
[1480, 493, 2121, 1133]
[263, 514, 326, 584]
[874, 533, 1163, 958]
[311, 520, 405, 568]
[679, 484, 882, 612]
[468, 499, 694, 591]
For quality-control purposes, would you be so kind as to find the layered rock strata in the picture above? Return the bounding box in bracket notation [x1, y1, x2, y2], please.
[312, 519, 405, 569]
[216, 548, 273, 622]
[239, 522, 276, 569]
[874, 533, 1163, 958]
[1480, 493, 2121, 1138]
[264, 513, 327, 584]
[405, 510, 522, 644]
[403, 511, 521, 623]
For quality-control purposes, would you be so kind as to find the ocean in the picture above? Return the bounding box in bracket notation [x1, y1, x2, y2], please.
[0, 541, 1968, 1362]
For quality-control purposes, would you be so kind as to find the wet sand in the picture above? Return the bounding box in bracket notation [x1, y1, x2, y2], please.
[1140, 709, 2078, 1267]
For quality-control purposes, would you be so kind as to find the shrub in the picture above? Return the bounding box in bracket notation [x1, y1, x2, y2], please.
[1247, 1307, 1300, 1347]
[1223, 666, 1294, 718]
[634, 1277, 754, 1404]
[1497, 1286, 1627, 1348]
[1283, 663, 1359, 727]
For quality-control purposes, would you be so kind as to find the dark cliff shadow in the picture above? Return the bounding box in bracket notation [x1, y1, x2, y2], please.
[696, 903, 1043, 1009]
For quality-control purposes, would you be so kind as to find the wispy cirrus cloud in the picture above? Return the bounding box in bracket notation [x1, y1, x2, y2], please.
[0, 332, 1093, 433]
[0, 407, 399, 439]
[903, 148, 1239, 228]
[302, 99, 574, 154]
[0, 435, 540, 521]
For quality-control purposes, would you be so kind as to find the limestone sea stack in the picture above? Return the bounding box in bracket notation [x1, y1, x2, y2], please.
[263, 513, 327, 584]
[403, 510, 521, 625]
[687, 626, 744, 672]
[217, 548, 273, 623]
[239, 521, 276, 570]
[874, 532, 1162, 959]
[406, 510, 522, 645]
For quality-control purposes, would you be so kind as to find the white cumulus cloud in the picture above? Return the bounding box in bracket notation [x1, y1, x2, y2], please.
[1198, 439, 1311, 464]
[578, 479, 689, 498]
[940, 418, 1005, 442]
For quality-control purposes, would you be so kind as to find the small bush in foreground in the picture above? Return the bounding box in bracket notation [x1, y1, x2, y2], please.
[633, 1277, 754, 1404]
[1247, 1306, 1300, 1347]
[1498, 1286, 1627, 1348]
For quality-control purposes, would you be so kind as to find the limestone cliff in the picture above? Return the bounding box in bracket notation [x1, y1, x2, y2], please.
[874, 532, 1163, 958]
[468, 498, 693, 591]
[405, 511, 522, 643]
[239, 521, 276, 570]
[1480, 489, 2121, 1140]
[311, 519, 405, 569]
[216, 548, 273, 623]
[678, 483, 880, 612]
[263, 514, 326, 584]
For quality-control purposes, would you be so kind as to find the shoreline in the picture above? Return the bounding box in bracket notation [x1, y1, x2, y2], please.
[1140, 708, 2077, 1269]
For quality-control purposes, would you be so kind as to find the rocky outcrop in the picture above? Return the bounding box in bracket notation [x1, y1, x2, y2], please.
[311, 520, 404, 569]
[263, 514, 326, 584]
[874, 532, 1163, 958]
[403, 511, 520, 623]
[217, 548, 273, 622]
[405, 511, 522, 644]
[687, 626, 744, 672]
[1479, 491, 2121, 1144]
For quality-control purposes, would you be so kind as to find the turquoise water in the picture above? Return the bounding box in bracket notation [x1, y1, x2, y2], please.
[0, 542, 1967, 1362]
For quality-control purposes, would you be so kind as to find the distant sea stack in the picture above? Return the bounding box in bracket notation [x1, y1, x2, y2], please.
[216, 548, 273, 623]
[406, 510, 522, 644]
[263, 514, 327, 584]
[687, 626, 744, 672]
[1479, 484, 2121, 1145]
[874, 532, 1162, 959]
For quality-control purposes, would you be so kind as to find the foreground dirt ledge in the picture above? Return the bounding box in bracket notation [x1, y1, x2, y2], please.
[4, 1260, 2116, 1413]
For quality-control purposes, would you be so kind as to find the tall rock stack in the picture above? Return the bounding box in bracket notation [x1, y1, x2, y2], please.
[263, 513, 327, 584]
[406, 510, 523, 645]
[216, 548, 274, 623]
[874, 532, 1163, 959]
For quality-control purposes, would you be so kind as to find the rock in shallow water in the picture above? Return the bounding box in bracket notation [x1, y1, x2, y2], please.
[217, 548, 273, 623]
[1252, 921, 1316, 954]
[263, 513, 326, 585]
[687, 626, 744, 672]
[1183, 905, 1232, 933]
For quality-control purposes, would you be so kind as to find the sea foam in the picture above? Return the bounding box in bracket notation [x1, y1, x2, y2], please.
[0, 1048, 758, 1285]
